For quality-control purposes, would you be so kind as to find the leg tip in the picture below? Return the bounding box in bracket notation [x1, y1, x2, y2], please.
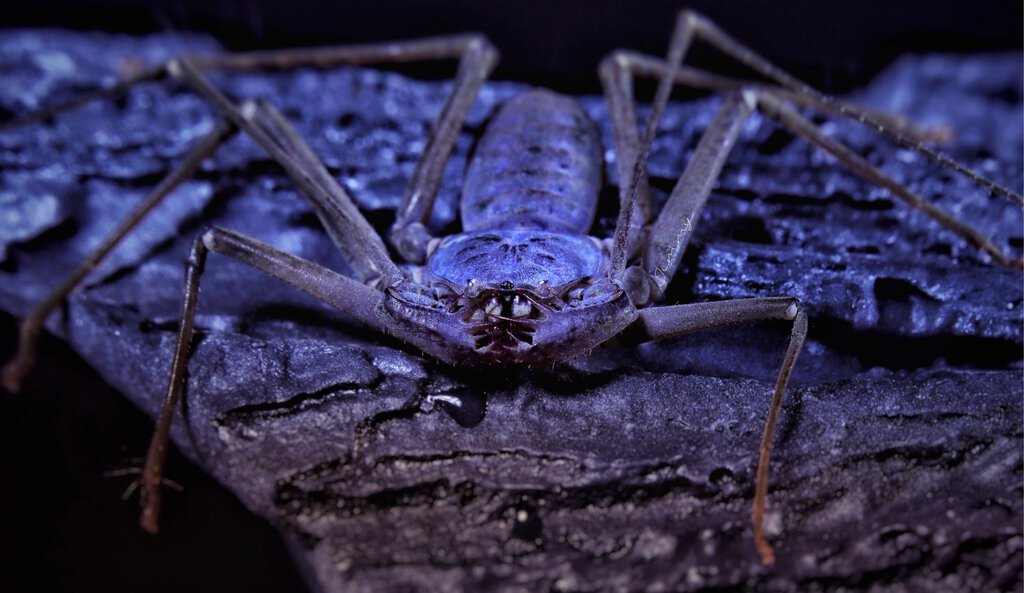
[756, 539, 777, 566]
[1, 360, 26, 393]
[139, 509, 161, 535]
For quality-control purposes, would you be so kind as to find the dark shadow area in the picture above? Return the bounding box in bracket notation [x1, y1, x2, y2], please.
[0, 312, 308, 593]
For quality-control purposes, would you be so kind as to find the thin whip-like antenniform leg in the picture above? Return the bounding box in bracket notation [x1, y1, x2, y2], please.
[604, 10, 697, 279]
[0, 65, 168, 132]
[623, 297, 808, 565]
[140, 226, 385, 533]
[1, 119, 237, 392]
[606, 9, 1022, 274]
[637, 82, 1016, 290]
[750, 92, 1021, 268]
[643, 10, 1022, 204]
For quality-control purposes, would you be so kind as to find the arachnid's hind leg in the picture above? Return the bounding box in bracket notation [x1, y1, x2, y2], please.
[139, 226, 386, 533]
[623, 297, 808, 565]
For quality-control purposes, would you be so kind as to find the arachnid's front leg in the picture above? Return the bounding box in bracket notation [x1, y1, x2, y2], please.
[140, 226, 385, 533]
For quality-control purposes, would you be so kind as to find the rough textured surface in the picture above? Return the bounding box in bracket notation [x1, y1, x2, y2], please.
[1, 31, 1021, 593]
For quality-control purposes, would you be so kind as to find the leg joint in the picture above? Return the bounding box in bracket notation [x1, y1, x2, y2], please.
[185, 227, 217, 273]
[676, 8, 703, 30]
[598, 50, 633, 79]
[196, 225, 221, 254]
[165, 56, 197, 81]
[464, 34, 497, 58]
[783, 297, 802, 321]
[739, 87, 761, 110]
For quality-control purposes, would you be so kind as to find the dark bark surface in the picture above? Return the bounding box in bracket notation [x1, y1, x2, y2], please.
[1, 31, 1021, 593]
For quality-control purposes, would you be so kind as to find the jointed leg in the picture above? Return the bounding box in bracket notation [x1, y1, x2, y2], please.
[385, 38, 498, 263]
[752, 93, 1022, 268]
[168, 64, 405, 287]
[602, 11, 700, 276]
[3, 67, 406, 389]
[1, 119, 238, 392]
[618, 12, 1019, 564]
[195, 37, 501, 264]
[187, 36, 499, 263]
[640, 87, 1021, 313]
[624, 296, 808, 565]
[604, 9, 1022, 286]
[3, 36, 498, 263]
[600, 9, 781, 276]
[140, 226, 385, 533]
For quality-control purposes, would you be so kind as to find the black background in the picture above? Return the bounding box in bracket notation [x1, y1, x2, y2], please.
[1, 2, 1021, 593]
[4, 0, 1023, 92]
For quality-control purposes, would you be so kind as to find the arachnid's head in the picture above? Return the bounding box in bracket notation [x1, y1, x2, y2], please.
[379, 230, 638, 366]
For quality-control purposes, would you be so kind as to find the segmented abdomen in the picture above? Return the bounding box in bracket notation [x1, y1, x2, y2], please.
[461, 89, 602, 234]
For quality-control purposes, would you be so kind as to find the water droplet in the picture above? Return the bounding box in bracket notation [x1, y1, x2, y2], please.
[425, 390, 487, 427]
